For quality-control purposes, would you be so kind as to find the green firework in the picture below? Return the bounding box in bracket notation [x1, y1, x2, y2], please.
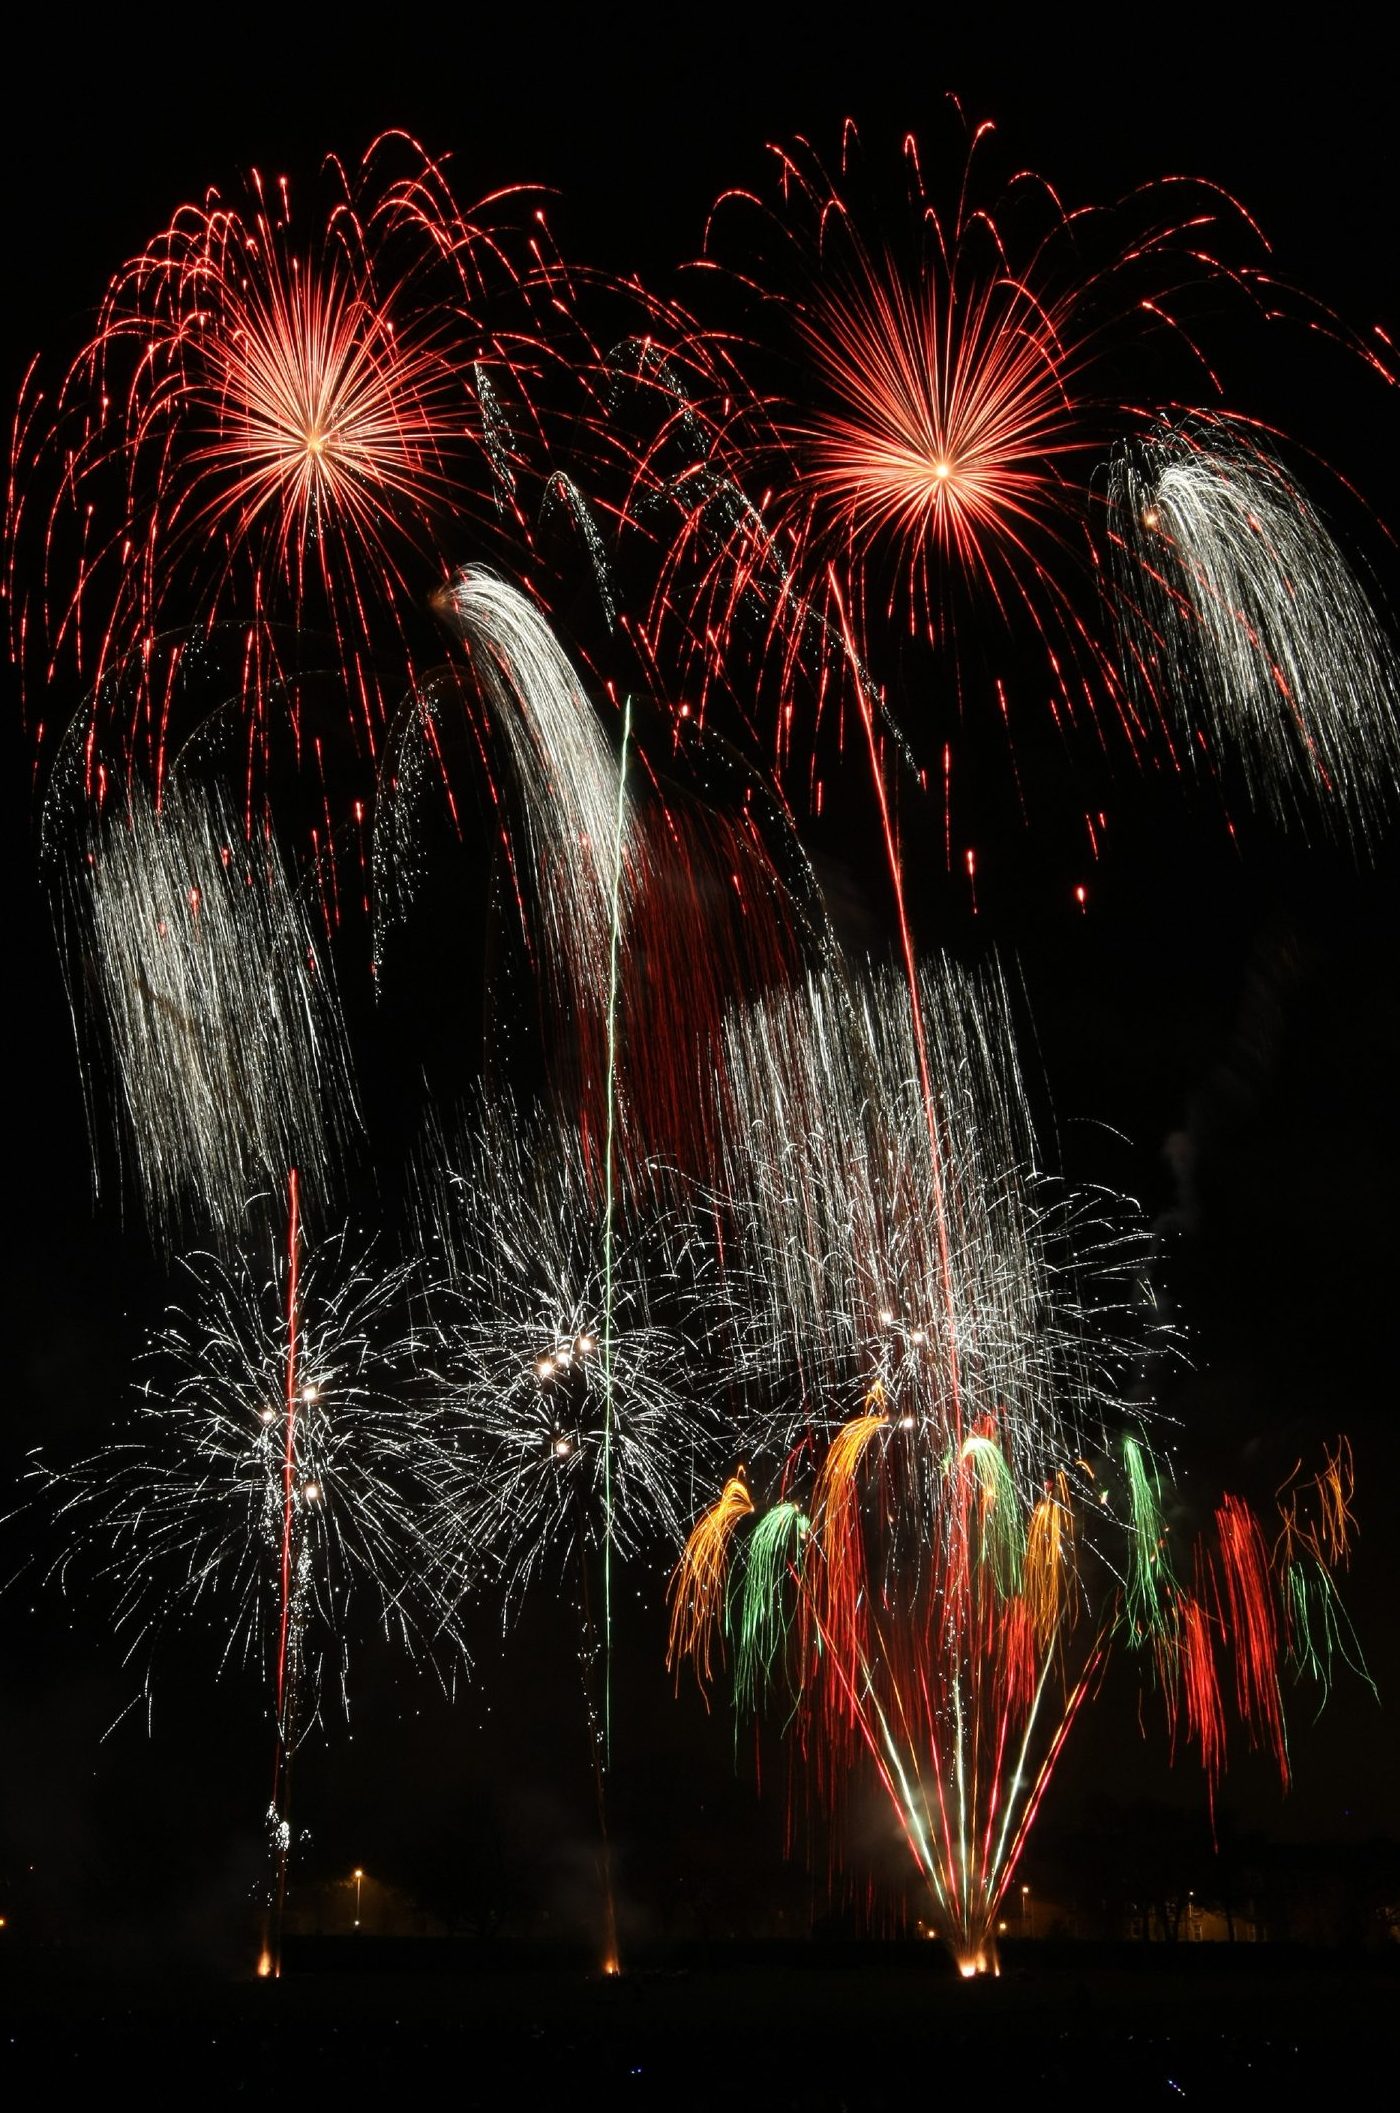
[1122, 1434, 1174, 1641]
[734, 1501, 810, 1715]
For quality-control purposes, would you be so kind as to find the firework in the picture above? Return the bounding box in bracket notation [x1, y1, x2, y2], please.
[37, 1191, 468, 1969]
[5, 134, 559, 786]
[416, 1092, 713, 1608]
[666, 1473, 753, 1695]
[1108, 415, 1400, 840]
[414, 1089, 719, 1970]
[419, 564, 634, 1023]
[708, 954, 1150, 1453]
[48, 770, 357, 1246]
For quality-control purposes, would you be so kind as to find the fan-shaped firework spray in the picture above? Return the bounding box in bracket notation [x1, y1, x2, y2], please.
[674, 952, 1168, 1970]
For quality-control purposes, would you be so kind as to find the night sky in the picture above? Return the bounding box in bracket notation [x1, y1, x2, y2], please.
[2, 11, 1397, 1957]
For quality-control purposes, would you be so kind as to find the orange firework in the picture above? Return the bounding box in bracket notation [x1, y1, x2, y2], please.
[790, 169, 1083, 611]
[1278, 1436, 1358, 1570]
[665, 1473, 754, 1697]
[1021, 1472, 1077, 1646]
[808, 1395, 890, 1726]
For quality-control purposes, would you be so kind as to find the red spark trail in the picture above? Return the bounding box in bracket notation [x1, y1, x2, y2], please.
[275, 1165, 301, 1736]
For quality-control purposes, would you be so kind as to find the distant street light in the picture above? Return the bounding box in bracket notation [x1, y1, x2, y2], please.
[1021, 1884, 1032, 1938]
[353, 1868, 364, 1928]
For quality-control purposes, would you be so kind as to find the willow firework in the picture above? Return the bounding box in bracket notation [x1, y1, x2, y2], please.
[382, 564, 634, 1031]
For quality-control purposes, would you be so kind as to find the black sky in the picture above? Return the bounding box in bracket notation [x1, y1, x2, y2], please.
[2, 7, 1398, 1948]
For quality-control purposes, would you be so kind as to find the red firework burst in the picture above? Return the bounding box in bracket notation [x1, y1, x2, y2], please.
[6, 132, 560, 789]
[793, 206, 1082, 597]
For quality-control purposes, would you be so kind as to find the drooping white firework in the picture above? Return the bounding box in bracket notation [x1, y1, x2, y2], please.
[377, 565, 631, 1008]
[415, 1093, 716, 1611]
[52, 773, 358, 1245]
[1108, 416, 1400, 841]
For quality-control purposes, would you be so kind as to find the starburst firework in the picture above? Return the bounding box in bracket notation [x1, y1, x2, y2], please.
[416, 1094, 714, 1603]
[43, 1217, 461, 1679]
